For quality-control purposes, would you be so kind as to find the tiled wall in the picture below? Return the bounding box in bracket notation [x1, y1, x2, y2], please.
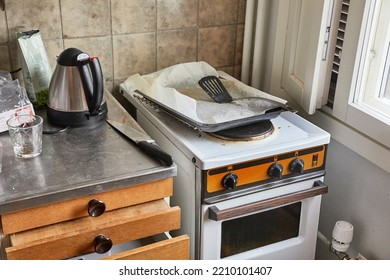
[0, 0, 246, 93]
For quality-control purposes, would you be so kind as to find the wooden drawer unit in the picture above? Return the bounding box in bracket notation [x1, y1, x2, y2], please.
[1, 178, 189, 260]
[1, 178, 174, 235]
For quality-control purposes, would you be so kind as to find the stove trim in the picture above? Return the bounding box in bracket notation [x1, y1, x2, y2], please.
[201, 145, 328, 203]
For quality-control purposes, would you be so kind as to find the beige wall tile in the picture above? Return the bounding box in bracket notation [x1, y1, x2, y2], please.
[234, 65, 241, 80]
[64, 36, 113, 81]
[111, 0, 156, 34]
[0, 8, 7, 43]
[235, 24, 244, 65]
[113, 33, 156, 80]
[157, 0, 198, 30]
[105, 79, 114, 93]
[43, 39, 64, 71]
[0, 45, 10, 71]
[198, 26, 236, 68]
[5, 0, 62, 40]
[199, 0, 238, 27]
[61, 0, 111, 38]
[8, 41, 20, 72]
[217, 66, 234, 76]
[2, 0, 246, 88]
[238, 0, 247, 24]
[112, 80, 123, 95]
[157, 29, 197, 70]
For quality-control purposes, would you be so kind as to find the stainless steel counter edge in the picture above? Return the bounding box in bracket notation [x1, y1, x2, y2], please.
[0, 164, 176, 215]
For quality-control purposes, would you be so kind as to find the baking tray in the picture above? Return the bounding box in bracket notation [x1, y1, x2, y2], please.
[133, 89, 296, 133]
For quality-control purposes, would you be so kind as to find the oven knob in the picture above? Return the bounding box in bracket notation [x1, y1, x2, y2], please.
[268, 162, 283, 179]
[222, 172, 238, 190]
[289, 158, 305, 174]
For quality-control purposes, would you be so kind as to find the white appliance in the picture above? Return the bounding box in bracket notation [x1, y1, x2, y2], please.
[120, 77, 330, 260]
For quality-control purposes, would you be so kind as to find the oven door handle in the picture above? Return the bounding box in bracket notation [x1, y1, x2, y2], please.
[208, 180, 328, 221]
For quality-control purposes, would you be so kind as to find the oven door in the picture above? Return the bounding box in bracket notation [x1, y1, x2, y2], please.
[200, 179, 327, 260]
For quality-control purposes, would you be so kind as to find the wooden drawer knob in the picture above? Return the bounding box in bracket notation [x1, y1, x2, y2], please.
[87, 199, 106, 217]
[93, 234, 112, 254]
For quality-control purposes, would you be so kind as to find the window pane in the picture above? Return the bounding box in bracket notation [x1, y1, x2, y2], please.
[354, 0, 390, 118]
[384, 73, 390, 100]
[382, 43, 390, 100]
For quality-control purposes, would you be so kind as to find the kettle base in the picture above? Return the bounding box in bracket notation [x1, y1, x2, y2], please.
[47, 102, 108, 127]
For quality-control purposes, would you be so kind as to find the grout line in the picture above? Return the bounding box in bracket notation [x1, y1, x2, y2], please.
[109, 0, 114, 85]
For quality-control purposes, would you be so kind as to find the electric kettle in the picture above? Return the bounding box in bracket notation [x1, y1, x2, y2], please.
[47, 48, 107, 126]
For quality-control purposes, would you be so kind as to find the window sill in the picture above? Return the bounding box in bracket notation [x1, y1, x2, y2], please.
[306, 109, 390, 173]
[345, 103, 390, 149]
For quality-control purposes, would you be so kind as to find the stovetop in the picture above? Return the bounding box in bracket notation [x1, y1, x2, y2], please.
[122, 87, 330, 170]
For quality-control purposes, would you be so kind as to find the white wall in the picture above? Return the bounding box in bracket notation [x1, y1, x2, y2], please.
[316, 139, 390, 259]
[277, 87, 390, 259]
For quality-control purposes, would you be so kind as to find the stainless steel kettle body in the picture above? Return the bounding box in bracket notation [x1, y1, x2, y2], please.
[47, 48, 107, 126]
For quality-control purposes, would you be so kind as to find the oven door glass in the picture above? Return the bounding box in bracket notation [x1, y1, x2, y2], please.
[220, 202, 301, 258]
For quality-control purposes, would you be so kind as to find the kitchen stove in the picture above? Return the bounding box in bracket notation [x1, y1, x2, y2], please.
[120, 74, 330, 260]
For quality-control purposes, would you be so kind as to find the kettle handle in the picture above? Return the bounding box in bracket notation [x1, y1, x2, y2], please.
[77, 55, 104, 116]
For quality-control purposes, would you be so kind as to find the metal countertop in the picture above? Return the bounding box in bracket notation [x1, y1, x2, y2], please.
[0, 111, 176, 215]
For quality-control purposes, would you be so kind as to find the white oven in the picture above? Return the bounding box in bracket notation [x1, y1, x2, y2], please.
[201, 179, 327, 259]
[120, 67, 330, 260]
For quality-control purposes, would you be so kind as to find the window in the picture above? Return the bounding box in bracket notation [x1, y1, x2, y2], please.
[352, 0, 390, 120]
[280, 0, 390, 148]
[242, 0, 389, 169]
[333, 0, 390, 148]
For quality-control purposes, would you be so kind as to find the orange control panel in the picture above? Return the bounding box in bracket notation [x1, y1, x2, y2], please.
[204, 145, 327, 194]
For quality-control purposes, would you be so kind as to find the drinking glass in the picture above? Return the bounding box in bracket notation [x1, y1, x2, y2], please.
[6, 114, 43, 158]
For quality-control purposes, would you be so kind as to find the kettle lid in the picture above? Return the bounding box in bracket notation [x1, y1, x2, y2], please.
[57, 48, 88, 66]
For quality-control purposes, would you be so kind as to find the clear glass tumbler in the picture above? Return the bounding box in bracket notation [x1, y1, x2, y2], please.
[6, 114, 43, 158]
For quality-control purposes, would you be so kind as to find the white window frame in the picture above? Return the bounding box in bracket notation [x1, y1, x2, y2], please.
[354, 0, 390, 117]
[330, 0, 390, 149]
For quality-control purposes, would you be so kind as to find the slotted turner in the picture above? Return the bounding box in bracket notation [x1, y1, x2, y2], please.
[198, 76, 233, 103]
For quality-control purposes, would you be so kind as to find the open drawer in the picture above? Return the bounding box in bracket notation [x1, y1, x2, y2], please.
[69, 233, 189, 260]
[5, 199, 181, 260]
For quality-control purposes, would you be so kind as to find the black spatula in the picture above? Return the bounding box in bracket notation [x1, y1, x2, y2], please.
[198, 76, 233, 103]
